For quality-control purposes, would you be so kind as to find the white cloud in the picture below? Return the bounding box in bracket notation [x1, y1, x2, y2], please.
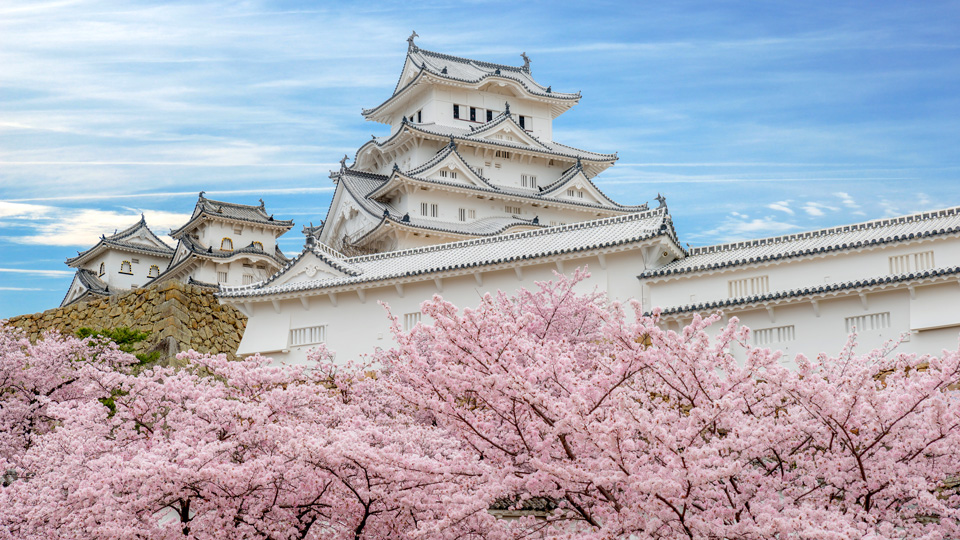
[0, 202, 190, 247]
[802, 202, 839, 217]
[0, 287, 56, 291]
[0, 268, 74, 277]
[834, 191, 860, 209]
[692, 213, 801, 243]
[767, 200, 794, 214]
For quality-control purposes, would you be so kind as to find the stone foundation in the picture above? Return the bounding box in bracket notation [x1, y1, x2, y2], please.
[4, 281, 245, 362]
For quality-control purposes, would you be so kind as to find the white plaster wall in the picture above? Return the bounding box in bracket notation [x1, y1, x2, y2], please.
[86, 251, 171, 290]
[645, 237, 960, 310]
[430, 87, 553, 140]
[234, 248, 646, 365]
[706, 284, 960, 368]
[193, 220, 280, 254]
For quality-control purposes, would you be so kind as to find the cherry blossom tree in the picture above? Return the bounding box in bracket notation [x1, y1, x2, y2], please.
[0, 326, 131, 480]
[2, 271, 959, 539]
[0, 344, 499, 540]
[382, 270, 960, 539]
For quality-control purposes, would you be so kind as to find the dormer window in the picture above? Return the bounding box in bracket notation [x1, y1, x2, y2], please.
[148, 265, 160, 278]
[119, 261, 132, 275]
[221, 237, 233, 250]
[252, 241, 264, 251]
[98, 262, 105, 276]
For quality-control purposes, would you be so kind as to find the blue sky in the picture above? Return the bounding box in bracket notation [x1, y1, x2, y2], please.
[2, 0, 959, 318]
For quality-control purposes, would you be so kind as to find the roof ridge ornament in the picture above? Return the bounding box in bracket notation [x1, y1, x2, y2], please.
[504, 101, 510, 114]
[258, 198, 265, 209]
[199, 191, 205, 199]
[521, 52, 530, 72]
[448, 135, 456, 148]
[407, 30, 419, 51]
[340, 154, 349, 170]
[441, 66, 447, 74]
[655, 193, 667, 209]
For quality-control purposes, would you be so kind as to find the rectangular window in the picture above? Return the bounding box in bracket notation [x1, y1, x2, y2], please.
[439, 170, 448, 178]
[217, 271, 228, 283]
[470, 107, 476, 121]
[469, 209, 476, 219]
[453, 104, 460, 119]
[494, 163, 502, 169]
[889, 250, 935, 274]
[233, 227, 243, 235]
[476, 167, 483, 176]
[242, 274, 254, 285]
[845, 312, 891, 334]
[459, 208, 467, 222]
[421, 202, 428, 216]
[486, 109, 493, 122]
[417, 110, 422, 123]
[131, 258, 139, 264]
[505, 205, 522, 214]
[430, 203, 438, 218]
[494, 150, 511, 159]
[753, 325, 796, 346]
[518, 115, 525, 129]
[521, 174, 537, 188]
[728, 276, 770, 298]
[403, 312, 422, 332]
[290, 325, 327, 346]
[567, 189, 574, 197]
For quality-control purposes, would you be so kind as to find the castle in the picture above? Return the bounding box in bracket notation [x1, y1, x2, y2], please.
[61, 194, 293, 307]
[68, 36, 960, 365]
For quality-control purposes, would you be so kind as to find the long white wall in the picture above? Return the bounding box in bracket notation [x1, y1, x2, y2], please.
[233, 235, 960, 368]
[235, 249, 645, 365]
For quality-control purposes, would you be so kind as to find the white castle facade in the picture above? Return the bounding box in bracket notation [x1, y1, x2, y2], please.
[215, 36, 960, 365]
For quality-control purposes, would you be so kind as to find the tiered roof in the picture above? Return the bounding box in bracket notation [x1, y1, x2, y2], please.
[66, 215, 174, 267]
[170, 193, 294, 239]
[155, 234, 290, 287]
[355, 114, 617, 177]
[221, 207, 678, 299]
[643, 206, 960, 280]
[363, 36, 580, 123]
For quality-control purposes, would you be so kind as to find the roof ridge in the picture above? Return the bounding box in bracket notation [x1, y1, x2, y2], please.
[657, 265, 960, 316]
[689, 206, 960, 255]
[347, 207, 668, 264]
[416, 47, 526, 74]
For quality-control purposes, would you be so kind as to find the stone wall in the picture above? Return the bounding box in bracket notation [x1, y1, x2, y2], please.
[5, 281, 246, 362]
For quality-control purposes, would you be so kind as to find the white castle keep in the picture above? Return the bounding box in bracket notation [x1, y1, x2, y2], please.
[64, 35, 960, 365]
[216, 36, 960, 365]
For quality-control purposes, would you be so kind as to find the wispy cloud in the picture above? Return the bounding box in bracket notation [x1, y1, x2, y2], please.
[0, 202, 190, 247]
[767, 200, 794, 214]
[0, 268, 74, 277]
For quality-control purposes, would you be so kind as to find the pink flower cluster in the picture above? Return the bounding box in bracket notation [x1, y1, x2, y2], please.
[1, 271, 958, 539]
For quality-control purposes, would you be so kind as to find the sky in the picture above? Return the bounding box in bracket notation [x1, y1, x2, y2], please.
[1, 0, 959, 318]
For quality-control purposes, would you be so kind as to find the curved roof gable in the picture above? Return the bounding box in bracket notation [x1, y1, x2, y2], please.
[66, 215, 174, 267]
[363, 42, 581, 122]
[171, 193, 294, 238]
